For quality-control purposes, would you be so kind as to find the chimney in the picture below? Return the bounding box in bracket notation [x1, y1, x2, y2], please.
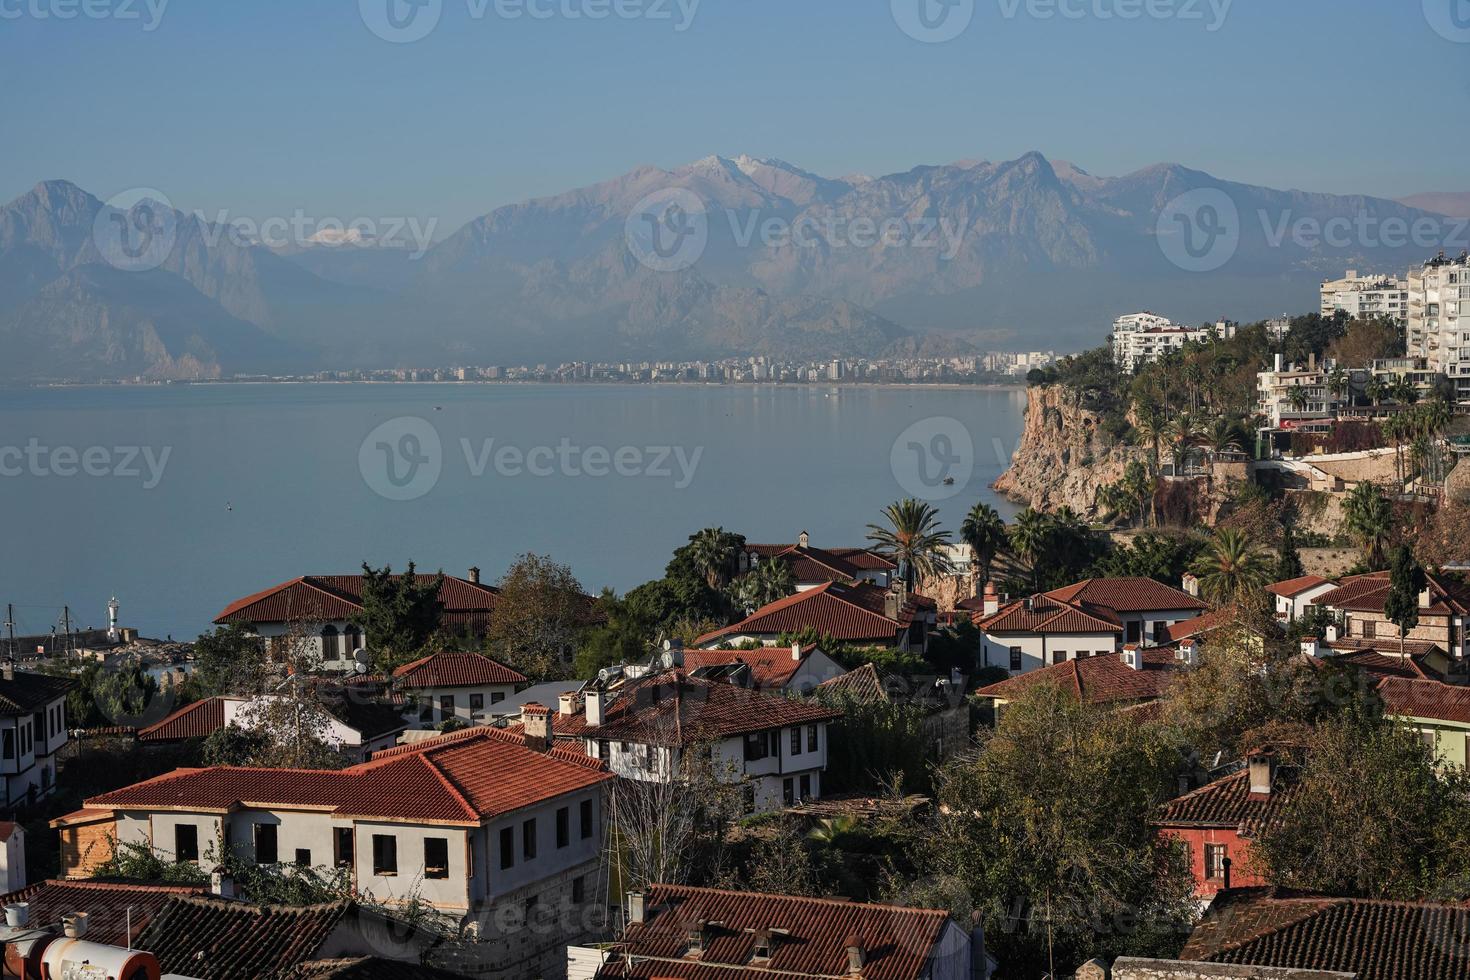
[61, 912, 89, 939]
[558, 692, 578, 716]
[1177, 640, 1198, 667]
[4, 903, 30, 928]
[627, 892, 646, 925]
[1121, 644, 1142, 670]
[1274, 352, 1284, 373]
[468, 566, 481, 585]
[790, 642, 803, 662]
[1181, 573, 1200, 598]
[585, 689, 605, 727]
[686, 918, 710, 954]
[983, 581, 1000, 617]
[798, 530, 809, 549]
[1248, 748, 1276, 797]
[845, 934, 866, 974]
[1, 662, 13, 682]
[210, 865, 236, 899]
[522, 702, 553, 751]
[885, 591, 901, 621]
[1325, 623, 1339, 642]
[1420, 587, 1432, 609]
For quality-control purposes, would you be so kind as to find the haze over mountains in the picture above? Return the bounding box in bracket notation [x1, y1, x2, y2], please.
[2, 153, 1466, 382]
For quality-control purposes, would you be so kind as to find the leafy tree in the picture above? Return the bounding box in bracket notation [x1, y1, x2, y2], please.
[1008, 508, 1051, 590]
[1341, 482, 1394, 567]
[1189, 528, 1271, 604]
[812, 686, 936, 795]
[189, 624, 265, 698]
[1327, 315, 1404, 367]
[485, 553, 591, 680]
[866, 499, 953, 590]
[1089, 532, 1204, 586]
[1384, 544, 1427, 659]
[1275, 524, 1305, 581]
[357, 561, 444, 669]
[574, 589, 653, 678]
[921, 683, 1197, 976]
[686, 527, 744, 591]
[960, 502, 1009, 588]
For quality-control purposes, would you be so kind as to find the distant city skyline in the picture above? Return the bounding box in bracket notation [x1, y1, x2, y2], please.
[3, 0, 1467, 235]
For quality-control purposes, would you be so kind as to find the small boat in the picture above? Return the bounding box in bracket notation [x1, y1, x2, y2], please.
[942, 477, 955, 486]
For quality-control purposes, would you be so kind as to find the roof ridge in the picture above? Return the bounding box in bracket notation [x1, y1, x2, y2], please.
[1202, 895, 1344, 959]
[412, 753, 480, 822]
[650, 883, 948, 916]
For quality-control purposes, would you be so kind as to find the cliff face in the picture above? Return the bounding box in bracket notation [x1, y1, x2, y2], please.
[992, 384, 1134, 515]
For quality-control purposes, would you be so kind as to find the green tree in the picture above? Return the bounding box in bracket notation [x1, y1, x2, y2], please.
[1089, 532, 1204, 585]
[1189, 528, 1271, 604]
[1008, 508, 1051, 591]
[1384, 544, 1427, 660]
[485, 553, 591, 680]
[960, 502, 1009, 589]
[1341, 482, 1394, 567]
[574, 589, 653, 678]
[357, 562, 445, 669]
[1275, 524, 1305, 582]
[866, 499, 953, 590]
[189, 624, 265, 698]
[686, 526, 743, 591]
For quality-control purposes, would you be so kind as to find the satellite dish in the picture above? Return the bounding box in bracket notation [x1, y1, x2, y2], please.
[352, 648, 370, 673]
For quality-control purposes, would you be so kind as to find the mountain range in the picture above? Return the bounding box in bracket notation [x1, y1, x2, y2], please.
[3, 154, 1466, 381]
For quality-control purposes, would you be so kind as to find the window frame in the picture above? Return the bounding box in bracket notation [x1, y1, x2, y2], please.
[174, 824, 199, 863]
[424, 837, 450, 879]
[371, 833, 398, 876]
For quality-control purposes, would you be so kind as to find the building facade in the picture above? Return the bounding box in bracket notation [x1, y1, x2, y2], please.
[1319, 270, 1409, 325]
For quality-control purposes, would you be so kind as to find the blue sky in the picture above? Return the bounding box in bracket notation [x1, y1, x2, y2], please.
[3, 0, 1467, 235]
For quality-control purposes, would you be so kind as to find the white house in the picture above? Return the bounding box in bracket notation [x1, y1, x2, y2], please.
[679, 643, 847, 695]
[740, 533, 897, 590]
[55, 725, 613, 978]
[1265, 575, 1339, 625]
[135, 692, 410, 762]
[391, 650, 527, 725]
[974, 578, 1206, 675]
[554, 672, 841, 814]
[0, 665, 73, 807]
[696, 581, 936, 653]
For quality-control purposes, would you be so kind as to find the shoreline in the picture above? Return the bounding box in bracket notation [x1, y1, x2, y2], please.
[6, 379, 1030, 394]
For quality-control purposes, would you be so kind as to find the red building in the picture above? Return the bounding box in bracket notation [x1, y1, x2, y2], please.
[1155, 749, 1296, 900]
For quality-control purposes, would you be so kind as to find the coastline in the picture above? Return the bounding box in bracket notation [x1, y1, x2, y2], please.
[8, 379, 1030, 394]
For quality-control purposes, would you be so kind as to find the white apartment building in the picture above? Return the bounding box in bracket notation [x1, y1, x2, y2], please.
[1320, 270, 1409, 325]
[1256, 354, 1341, 428]
[1111, 314, 1236, 372]
[0, 667, 73, 807]
[1408, 251, 1470, 401]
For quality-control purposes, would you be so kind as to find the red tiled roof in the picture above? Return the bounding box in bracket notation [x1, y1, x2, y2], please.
[1180, 887, 1470, 980]
[1316, 571, 1470, 617]
[138, 897, 359, 979]
[678, 646, 814, 689]
[391, 651, 526, 689]
[0, 880, 205, 947]
[975, 593, 1122, 635]
[138, 697, 227, 741]
[826, 547, 899, 572]
[214, 573, 500, 628]
[697, 582, 932, 646]
[1265, 574, 1332, 597]
[283, 959, 465, 980]
[1045, 577, 1207, 613]
[815, 663, 890, 703]
[1376, 676, 1470, 725]
[86, 726, 609, 825]
[974, 649, 1179, 706]
[596, 884, 952, 980]
[1156, 768, 1298, 836]
[1312, 646, 1438, 682]
[1157, 606, 1241, 643]
[556, 672, 840, 745]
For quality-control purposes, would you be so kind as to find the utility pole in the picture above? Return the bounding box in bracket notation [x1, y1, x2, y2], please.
[62, 605, 72, 656]
[4, 605, 13, 663]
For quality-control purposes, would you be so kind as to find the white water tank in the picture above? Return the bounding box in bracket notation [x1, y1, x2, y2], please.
[41, 937, 161, 980]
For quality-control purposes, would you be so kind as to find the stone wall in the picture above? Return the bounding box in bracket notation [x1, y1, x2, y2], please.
[1075, 956, 1356, 979]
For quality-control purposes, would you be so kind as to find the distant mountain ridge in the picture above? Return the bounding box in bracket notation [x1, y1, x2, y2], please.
[2, 156, 1464, 381]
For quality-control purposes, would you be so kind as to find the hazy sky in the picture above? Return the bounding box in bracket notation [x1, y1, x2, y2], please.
[3, 0, 1467, 236]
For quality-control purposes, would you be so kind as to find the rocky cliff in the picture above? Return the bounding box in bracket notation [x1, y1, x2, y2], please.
[992, 384, 1136, 515]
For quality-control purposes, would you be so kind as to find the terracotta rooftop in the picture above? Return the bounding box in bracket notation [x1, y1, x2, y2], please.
[137, 695, 410, 744]
[1045, 577, 1207, 614]
[213, 572, 500, 628]
[391, 650, 526, 689]
[974, 592, 1123, 635]
[1316, 571, 1470, 617]
[556, 672, 840, 745]
[1265, 574, 1333, 598]
[815, 662, 890, 703]
[1156, 767, 1298, 837]
[679, 645, 817, 689]
[77, 725, 609, 826]
[1376, 676, 1470, 725]
[1157, 606, 1246, 644]
[138, 696, 228, 741]
[0, 879, 205, 946]
[696, 581, 933, 647]
[282, 958, 465, 979]
[595, 884, 954, 980]
[1180, 887, 1470, 980]
[1311, 646, 1440, 682]
[974, 648, 1180, 706]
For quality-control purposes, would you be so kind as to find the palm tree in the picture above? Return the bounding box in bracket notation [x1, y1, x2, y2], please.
[1342, 481, 1393, 568]
[960, 502, 1009, 592]
[866, 499, 953, 591]
[752, 556, 796, 605]
[1167, 413, 1203, 475]
[1390, 376, 1418, 406]
[1366, 377, 1387, 408]
[687, 527, 740, 591]
[1383, 413, 1411, 487]
[1008, 508, 1052, 591]
[1287, 384, 1309, 415]
[1189, 528, 1271, 604]
[1327, 367, 1349, 405]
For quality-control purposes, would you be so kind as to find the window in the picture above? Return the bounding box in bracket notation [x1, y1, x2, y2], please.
[470, 693, 484, 712]
[790, 728, 801, 755]
[1205, 844, 1227, 881]
[490, 692, 505, 704]
[175, 824, 199, 863]
[334, 828, 354, 869]
[522, 818, 537, 859]
[1009, 647, 1023, 671]
[597, 740, 609, 762]
[499, 827, 514, 869]
[439, 694, 455, 717]
[580, 799, 593, 839]
[1052, 649, 1066, 665]
[254, 824, 278, 865]
[295, 848, 311, 868]
[743, 732, 769, 762]
[424, 837, 449, 879]
[807, 725, 817, 752]
[799, 774, 811, 800]
[571, 875, 585, 903]
[782, 777, 795, 806]
[2, 729, 12, 760]
[372, 834, 397, 875]
[556, 807, 570, 848]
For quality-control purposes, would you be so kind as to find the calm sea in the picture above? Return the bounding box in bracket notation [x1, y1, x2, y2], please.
[0, 383, 1025, 638]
